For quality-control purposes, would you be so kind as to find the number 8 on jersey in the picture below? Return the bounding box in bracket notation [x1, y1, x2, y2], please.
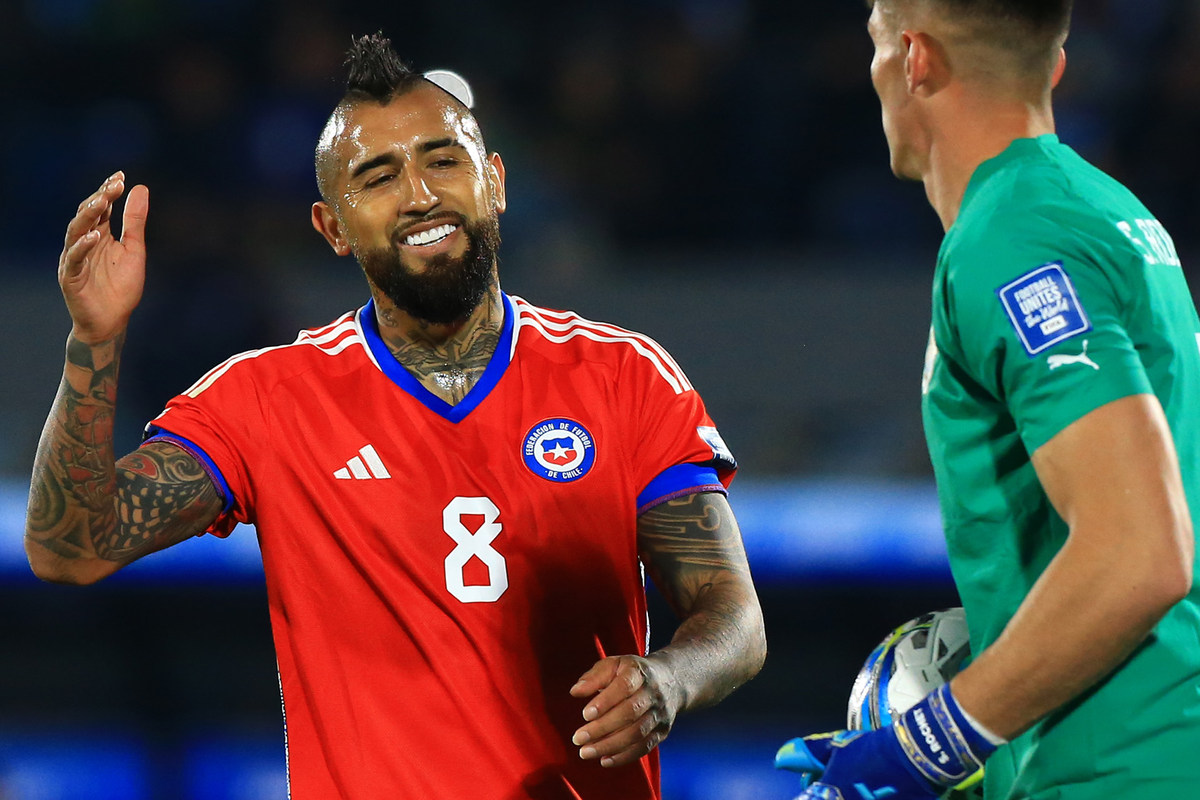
[443, 496, 508, 604]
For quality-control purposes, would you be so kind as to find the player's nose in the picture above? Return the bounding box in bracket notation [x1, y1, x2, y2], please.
[397, 170, 440, 214]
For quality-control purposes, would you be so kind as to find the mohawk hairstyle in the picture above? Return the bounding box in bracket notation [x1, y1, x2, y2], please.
[314, 32, 483, 204]
[343, 32, 425, 104]
[313, 34, 427, 202]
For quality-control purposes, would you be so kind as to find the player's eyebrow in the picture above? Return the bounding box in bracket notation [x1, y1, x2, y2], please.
[348, 139, 467, 180]
[349, 152, 398, 180]
[419, 137, 463, 153]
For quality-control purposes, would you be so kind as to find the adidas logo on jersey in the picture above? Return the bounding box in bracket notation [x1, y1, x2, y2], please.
[334, 445, 391, 480]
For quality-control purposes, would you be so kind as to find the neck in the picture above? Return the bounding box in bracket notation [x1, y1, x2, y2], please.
[922, 93, 1056, 231]
[372, 285, 504, 405]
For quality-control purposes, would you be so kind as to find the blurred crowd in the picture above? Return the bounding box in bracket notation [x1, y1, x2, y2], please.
[4, 0, 1198, 266]
[1, 0, 1199, 473]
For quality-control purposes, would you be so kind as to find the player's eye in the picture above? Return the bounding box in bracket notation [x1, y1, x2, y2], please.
[365, 173, 394, 188]
[431, 158, 457, 168]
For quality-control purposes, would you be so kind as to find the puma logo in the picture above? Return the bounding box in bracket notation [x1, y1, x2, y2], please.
[1047, 340, 1099, 371]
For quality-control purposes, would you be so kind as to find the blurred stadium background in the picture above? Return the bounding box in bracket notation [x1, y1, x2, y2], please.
[1, 0, 1198, 797]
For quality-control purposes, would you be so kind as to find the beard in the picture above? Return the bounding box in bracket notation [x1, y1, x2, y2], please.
[358, 212, 501, 326]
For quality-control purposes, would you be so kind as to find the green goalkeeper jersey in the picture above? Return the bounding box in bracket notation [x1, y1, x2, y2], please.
[922, 134, 1200, 800]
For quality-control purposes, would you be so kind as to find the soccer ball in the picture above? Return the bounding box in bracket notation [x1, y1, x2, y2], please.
[847, 607, 971, 729]
[846, 607, 982, 800]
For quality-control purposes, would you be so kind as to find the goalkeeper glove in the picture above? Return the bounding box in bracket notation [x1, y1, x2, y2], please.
[775, 684, 998, 800]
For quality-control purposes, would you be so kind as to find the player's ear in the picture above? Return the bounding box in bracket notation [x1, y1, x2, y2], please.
[487, 152, 507, 215]
[1050, 47, 1067, 90]
[311, 202, 352, 257]
[903, 30, 949, 98]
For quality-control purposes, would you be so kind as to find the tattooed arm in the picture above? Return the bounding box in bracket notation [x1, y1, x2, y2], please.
[25, 335, 223, 585]
[570, 492, 766, 766]
[637, 491, 767, 706]
[26, 172, 223, 584]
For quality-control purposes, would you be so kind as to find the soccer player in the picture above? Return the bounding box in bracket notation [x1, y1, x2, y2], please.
[778, 2, 1200, 798]
[25, 35, 766, 799]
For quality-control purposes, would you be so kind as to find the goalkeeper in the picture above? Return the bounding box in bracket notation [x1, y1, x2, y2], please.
[779, 1, 1200, 798]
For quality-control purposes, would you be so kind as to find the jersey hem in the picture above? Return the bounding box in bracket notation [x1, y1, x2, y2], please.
[1021, 387, 1152, 455]
[636, 464, 726, 514]
[637, 484, 727, 515]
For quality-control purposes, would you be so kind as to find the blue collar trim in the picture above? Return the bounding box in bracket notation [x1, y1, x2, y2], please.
[359, 293, 516, 423]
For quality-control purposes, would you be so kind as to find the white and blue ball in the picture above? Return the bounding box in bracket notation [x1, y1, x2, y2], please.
[846, 607, 980, 799]
[847, 607, 972, 730]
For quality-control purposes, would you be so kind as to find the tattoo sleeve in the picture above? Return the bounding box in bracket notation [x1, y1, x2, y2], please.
[637, 491, 767, 711]
[25, 334, 223, 583]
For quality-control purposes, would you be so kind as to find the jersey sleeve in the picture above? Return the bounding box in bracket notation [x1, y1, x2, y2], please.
[949, 214, 1153, 454]
[142, 354, 266, 537]
[622, 342, 737, 514]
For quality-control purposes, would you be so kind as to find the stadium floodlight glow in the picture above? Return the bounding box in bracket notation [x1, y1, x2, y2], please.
[423, 69, 475, 109]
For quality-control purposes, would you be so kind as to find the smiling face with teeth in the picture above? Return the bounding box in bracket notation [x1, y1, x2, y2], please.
[311, 82, 507, 324]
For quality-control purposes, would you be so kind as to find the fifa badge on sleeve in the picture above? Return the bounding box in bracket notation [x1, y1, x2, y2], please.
[997, 262, 1091, 356]
[697, 426, 736, 469]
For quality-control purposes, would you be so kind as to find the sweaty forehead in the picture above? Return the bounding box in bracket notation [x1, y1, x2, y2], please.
[322, 84, 485, 178]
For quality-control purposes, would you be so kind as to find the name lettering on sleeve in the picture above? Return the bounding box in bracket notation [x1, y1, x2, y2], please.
[1116, 219, 1182, 267]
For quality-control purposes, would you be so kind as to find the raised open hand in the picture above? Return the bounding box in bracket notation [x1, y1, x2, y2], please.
[58, 171, 149, 345]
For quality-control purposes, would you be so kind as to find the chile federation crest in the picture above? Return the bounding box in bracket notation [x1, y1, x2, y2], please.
[523, 418, 596, 482]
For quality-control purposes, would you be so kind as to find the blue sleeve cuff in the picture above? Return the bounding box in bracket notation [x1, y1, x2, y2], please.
[637, 463, 725, 515]
[143, 426, 235, 516]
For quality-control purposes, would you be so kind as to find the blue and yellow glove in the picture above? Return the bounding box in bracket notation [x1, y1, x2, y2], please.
[775, 684, 996, 800]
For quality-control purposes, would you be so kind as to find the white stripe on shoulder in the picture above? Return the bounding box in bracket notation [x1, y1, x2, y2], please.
[514, 299, 690, 394]
[353, 306, 383, 372]
[521, 316, 686, 395]
[182, 312, 365, 398]
[520, 303, 693, 391]
[509, 304, 521, 361]
[514, 297, 692, 391]
[301, 312, 356, 340]
[296, 313, 357, 343]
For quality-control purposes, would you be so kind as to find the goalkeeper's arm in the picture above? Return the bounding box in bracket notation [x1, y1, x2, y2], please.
[775, 394, 1192, 800]
[952, 393, 1193, 740]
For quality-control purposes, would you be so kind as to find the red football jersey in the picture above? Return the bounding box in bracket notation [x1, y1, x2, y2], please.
[146, 293, 736, 799]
